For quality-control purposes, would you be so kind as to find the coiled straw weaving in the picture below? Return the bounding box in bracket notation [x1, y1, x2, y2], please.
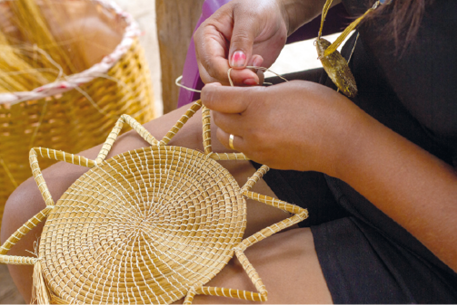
[0, 0, 155, 229]
[0, 100, 308, 304]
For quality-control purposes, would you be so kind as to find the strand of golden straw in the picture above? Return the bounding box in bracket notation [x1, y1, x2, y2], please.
[0, 0, 91, 93]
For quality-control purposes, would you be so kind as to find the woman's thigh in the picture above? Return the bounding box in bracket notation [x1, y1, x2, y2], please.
[1, 104, 331, 303]
[189, 227, 332, 304]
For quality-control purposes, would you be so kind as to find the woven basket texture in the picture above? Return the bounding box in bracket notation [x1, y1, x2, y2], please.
[0, 103, 309, 304]
[40, 145, 246, 304]
[0, 1, 156, 229]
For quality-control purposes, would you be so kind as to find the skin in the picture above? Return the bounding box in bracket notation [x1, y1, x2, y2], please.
[194, 0, 337, 86]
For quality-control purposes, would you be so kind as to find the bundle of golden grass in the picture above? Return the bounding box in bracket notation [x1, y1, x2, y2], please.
[0, 100, 308, 304]
[0, 0, 85, 92]
[0, 0, 155, 229]
[0, 33, 54, 92]
[315, 0, 381, 98]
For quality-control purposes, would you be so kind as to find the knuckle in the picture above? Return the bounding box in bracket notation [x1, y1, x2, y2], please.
[198, 64, 220, 85]
[249, 131, 264, 146]
[193, 25, 203, 43]
[212, 111, 221, 124]
[205, 63, 226, 83]
[201, 88, 213, 107]
[231, 31, 252, 48]
[202, 85, 220, 109]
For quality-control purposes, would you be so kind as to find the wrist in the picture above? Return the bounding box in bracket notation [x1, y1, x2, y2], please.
[279, 0, 329, 36]
[330, 106, 387, 182]
[323, 102, 376, 180]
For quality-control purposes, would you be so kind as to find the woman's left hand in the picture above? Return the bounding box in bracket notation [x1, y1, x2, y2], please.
[202, 80, 364, 176]
[203, 80, 457, 274]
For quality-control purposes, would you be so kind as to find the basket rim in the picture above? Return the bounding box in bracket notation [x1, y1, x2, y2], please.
[0, 0, 141, 105]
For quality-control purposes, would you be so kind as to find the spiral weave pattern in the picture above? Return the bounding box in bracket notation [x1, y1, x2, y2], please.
[39, 145, 246, 304]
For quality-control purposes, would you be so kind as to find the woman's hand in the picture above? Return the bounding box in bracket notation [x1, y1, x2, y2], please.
[194, 0, 328, 86]
[194, 0, 287, 86]
[203, 80, 457, 273]
[202, 80, 363, 176]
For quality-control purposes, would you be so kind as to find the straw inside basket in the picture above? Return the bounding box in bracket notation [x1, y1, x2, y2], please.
[0, 0, 155, 233]
[0, 0, 127, 93]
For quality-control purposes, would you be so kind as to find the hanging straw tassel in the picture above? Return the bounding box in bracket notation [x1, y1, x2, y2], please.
[49, 295, 67, 304]
[323, 1, 380, 58]
[32, 260, 51, 305]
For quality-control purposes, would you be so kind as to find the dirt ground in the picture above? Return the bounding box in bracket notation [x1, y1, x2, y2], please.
[0, 265, 24, 304]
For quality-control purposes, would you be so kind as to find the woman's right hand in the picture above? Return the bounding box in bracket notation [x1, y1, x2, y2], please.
[193, 0, 289, 86]
[194, 0, 331, 86]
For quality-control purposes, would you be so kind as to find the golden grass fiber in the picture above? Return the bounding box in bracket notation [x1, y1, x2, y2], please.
[0, 0, 156, 229]
[315, 0, 381, 97]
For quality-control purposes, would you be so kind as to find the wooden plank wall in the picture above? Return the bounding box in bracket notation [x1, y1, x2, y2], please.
[156, 0, 205, 114]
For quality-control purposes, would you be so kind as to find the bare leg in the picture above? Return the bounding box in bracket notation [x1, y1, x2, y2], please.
[188, 228, 332, 304]
[1, 105, 331, 303]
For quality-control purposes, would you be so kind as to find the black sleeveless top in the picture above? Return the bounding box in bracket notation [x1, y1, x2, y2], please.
[257, 0, 457, 302]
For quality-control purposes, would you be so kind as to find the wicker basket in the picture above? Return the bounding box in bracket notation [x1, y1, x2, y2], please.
[0, 0, 156, 229]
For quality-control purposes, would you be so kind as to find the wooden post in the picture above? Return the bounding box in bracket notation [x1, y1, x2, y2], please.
[156, 0, 205, 114]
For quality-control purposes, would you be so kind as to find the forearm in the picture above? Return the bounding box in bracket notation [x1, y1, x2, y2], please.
[280, 0, 341, 35]
[335, 110, 457, 272]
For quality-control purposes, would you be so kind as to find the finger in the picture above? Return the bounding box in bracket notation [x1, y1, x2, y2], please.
[250, 54, 265, 86]
[198, 61, 221, 84]
[227, 6, 265, 70]
[202, 83, 264, 113]
[196, 30, 259, 85]
[216, 128, 247, 152]
[227, 69, 260, 86]
[199, 64, 262, 86]
[225, 54, 264, 86]
[194, 24, 232, 83]
[212, 111, 245, 135]
[249, 54, 264, 69]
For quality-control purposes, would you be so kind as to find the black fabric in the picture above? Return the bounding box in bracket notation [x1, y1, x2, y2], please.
[313, 217, 457, 303]
[265, 68, 324, 85]
[256, 0, 457, 303]
[250, 163, 350, 227]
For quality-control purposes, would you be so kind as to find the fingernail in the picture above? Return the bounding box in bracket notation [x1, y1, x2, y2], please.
[230, 51, 246, 68]
[252, 56, 263, 68]
[243, 78, 258, 86]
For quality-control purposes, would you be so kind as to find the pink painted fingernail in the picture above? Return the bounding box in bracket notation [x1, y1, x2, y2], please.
[230, 51, 246, 68]
[243, 78, 258, 86]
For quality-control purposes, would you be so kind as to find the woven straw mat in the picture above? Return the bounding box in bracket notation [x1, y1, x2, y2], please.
[0, 101, 308, 304]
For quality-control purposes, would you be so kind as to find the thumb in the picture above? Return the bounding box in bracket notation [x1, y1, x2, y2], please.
[228, 14, 257, 70]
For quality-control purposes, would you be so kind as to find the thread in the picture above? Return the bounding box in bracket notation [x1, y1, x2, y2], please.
[175, 75, 202, 93]
[175, 66, 288, 94]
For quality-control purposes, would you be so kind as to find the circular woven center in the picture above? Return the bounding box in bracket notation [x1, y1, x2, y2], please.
[39, 146, 246, 304]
